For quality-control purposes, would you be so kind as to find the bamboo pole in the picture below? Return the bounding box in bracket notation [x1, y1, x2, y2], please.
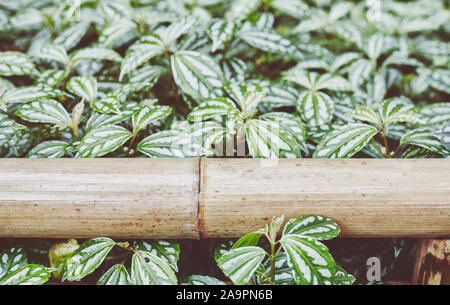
[0, 159, 200, 239]
[0, 158, 449, 239]
[199, 159, 450, 238]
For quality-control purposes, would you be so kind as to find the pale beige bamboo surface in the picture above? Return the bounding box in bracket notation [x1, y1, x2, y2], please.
[0, 159, 200, 239]
[0, 158, 449, 239]
[200, 159, 450, 238]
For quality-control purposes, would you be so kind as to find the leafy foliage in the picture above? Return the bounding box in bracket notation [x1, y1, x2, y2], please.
[0, 0, 446, 159]
[216, 215, 354, 285]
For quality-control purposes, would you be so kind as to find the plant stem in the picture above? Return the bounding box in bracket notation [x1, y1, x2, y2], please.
[270, 242, 276, 285]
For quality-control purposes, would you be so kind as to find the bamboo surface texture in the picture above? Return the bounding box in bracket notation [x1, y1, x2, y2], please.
[0, 158, 449, 239]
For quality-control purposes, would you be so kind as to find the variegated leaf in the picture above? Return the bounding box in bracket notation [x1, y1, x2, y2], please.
[158, 16, 197, 47]
[227, 0, 262, 21]
[63, 237, 116, 281]
[245, 119, 301, 158]
[16, 99, 71, 126]
[97, 264, 131, 285]
[282, 215, 340, 240]
[280, 234, 336, 285]
[27, 140, 70, 158]
[232, 227, 268, 249]
[260, 112, 308, 153]
[85, 112, 129, 133]
[54, 21, 91, 50]
[0, 86, 66, 107]
[171, 50, 224, 100]
[181, 275, 226, 285]
[132, 105, 172, 134]
[77, 125, 132, 158]
[0, 264, 53, 285]
[0, 114, 23, 146]
[70, 48, 122, 67]
[237, 28, 302, 59]
[36, 45, 70, 66]
[216, 246, 266, 285]
[187, 98, 240, 122]
[66, 76, 98, 104]
[131, 250, 177, 285]
[0, 52, 35, 76]
[208, 19, 236, 52]
[137, 130, 182, 158]
[134, 240, 180, 272]
[350, 106, 380, 126]
[379, 99, 423, 126]
[314, 123, 379, 158]
[297, 91, 335, 127]
[0, 248, 28, 280]
[418, 103, 450, 127]
[400, 128, 449, 156]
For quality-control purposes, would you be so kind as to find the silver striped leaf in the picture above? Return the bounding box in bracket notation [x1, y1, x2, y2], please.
[280, 234, 337, 285]
[171, 50, 224, 100]
[245, 119, 302, 158]
[350, 106, 380, 126]
[36, 44, 70, 66]
[0, 52, 35, 76]
[259, 112, 308, 153]
[216, 246, 266, 285]
[400, 128, 449, 156]
[62, 238, 116, 282]
[70, 47, 122, 67]
[27, 140, 70, 158]
[181, 275, 226, 285]
[132, 105, 172, 134]
[187, 97, 241, 122]
[208, 19, 236, 52]
[16, 99, 72, 126]
[379, 98, 423, 126]
[134, 240, 180, 272]
[77, 125, 132, 158]
[0, 114, 23, 146]
[66, 75, 98, 104]
[131, 250, 177, 285]
[137, 130, 183, 158]
[297, 91, 335, 127]
[0, 264, 54, 285]
[313, 123, 379, 158]
[418, 103, 450, 127]
[54, 21, 91, 50]
[0, 85, 66, 106]
[282, 215, 340, 241]
[85, 112, 129, 133]
[97, 264, 132, 285]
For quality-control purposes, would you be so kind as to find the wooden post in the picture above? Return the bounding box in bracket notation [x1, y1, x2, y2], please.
[0, 159, 200, 239]
[412, 239, 450, 285]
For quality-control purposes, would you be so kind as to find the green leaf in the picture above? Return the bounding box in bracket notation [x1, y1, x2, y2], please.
[400, 128, 449, 156]
[120, 35, 165, 80]
[66, 76, 98, 104]
[0, 85, 66, 107]
[137, 130, 182, 158]
[27, 140, 70, 158]
[418, 103, 450, 127]
[216, 246, 266, 285]
[181, 275, 226, 285]
[0, 248, 28, 280]
[297, 91, 335, 127]
[208, 19, 236, 52]
[63, 237, 116, 281]
[134, 240, 180, 272]
[132, 105, 172, 134]
[232, 227, 268, 249]
[187, 97, 240, 122]
[36, 45, 70, 66]
[282, 215, 340, 240]
[280, 235, 337, 285]
[237, 28, 302, 59]
[427, 69, 450, 94]
[314, 123, 378, 158]
[171, 50, 224, 100]
[0, 114, 23, 146]
[0, 52, 35, 76]
[245, 119, 302, 158]
[379, 99, 423, 126]
[350, 106, 380, 126]
[159, 16, 197, 47]
[131, 250, 177, 285]
[0, 264, 53, 285]
[97, 264, 132, 285]
[70, 47, 122, 67]
[77, 125, 132, 158]
[16, 99, 72, 126]
[260, 112, 308, 153]
[85, 112, 129, 133]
